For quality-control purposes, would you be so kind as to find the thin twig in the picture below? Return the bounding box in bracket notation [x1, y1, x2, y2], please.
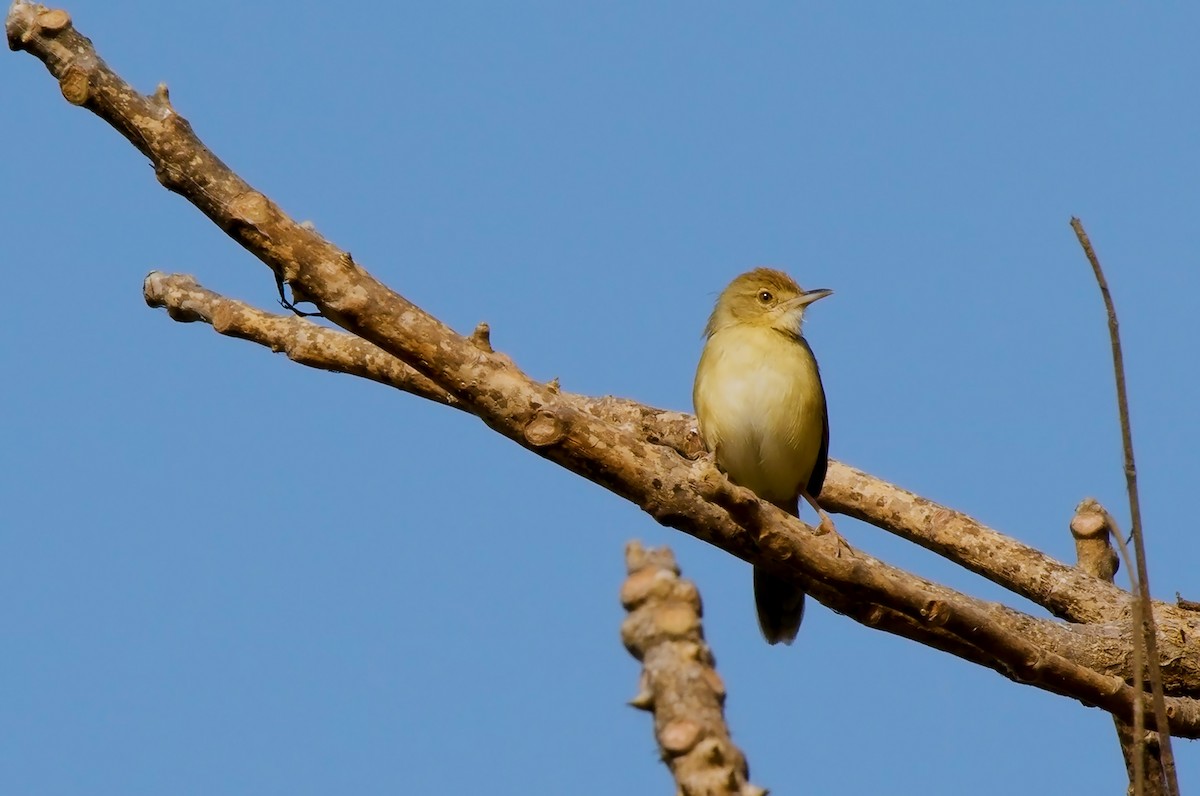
[1110, 507, 1148, 795]
[1070, 218, 1179, 796]
[1072, 500, 1164, 795]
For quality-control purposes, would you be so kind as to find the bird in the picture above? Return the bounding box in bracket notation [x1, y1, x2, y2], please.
[693, 268, 833, 645]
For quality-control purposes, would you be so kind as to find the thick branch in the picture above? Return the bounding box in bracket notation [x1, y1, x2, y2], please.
[137, 271, 1200, 717]
[144, 273, 1130, 631]
[12, 1, 1200, 736]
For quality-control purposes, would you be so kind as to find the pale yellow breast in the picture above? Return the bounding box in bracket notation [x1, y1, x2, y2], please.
[693, 325, 825, 508]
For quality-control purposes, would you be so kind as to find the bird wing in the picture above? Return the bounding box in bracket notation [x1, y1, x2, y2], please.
[808, 401, 829, 498]
[800, 337, 829, 499]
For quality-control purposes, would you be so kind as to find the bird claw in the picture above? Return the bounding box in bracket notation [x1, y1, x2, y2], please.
[811, 505, 851, 558]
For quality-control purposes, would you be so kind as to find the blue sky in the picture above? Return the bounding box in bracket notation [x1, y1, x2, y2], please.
[4, 2, 1198, 793]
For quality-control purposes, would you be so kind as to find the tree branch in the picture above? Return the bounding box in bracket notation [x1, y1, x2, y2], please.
[136, 270, 1200, 727]
[137, 266, 1200, 730]
[142, 272, 463, 409]
[818, 462, 1129, 624]
[11, 0, 1200, 737]
[143, 274, 1131, 632]
[621, 542, 764, 796]
[1071, 218, 1179, 796]
[1072, 499, 1165, 796]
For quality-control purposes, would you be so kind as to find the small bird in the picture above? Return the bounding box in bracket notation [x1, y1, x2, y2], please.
[693, 268, 833, 645]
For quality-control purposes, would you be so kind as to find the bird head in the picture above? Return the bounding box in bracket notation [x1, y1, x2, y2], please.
[705, 267, 832, 337]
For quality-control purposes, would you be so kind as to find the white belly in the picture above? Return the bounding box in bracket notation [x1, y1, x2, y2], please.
[693, 326, 825, 508]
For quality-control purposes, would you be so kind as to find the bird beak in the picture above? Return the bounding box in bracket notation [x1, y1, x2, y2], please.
[792, 288, 833, 308]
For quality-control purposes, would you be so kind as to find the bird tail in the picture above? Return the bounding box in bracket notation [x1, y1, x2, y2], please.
[753, 566, 805, 645]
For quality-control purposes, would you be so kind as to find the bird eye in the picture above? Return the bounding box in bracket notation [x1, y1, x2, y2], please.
[757, 290, 773, 303]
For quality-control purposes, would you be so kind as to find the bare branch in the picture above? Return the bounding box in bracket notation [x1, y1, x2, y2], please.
[139, 273, 1200, 723]
[1071, 218, 1179, 795]
[135, 267, 1200, 730]
[1073, 499, 1165, 796]
[142, 272, 462, 409]
[143, 272, 1132, 631]
[11, 1, 1200, 737]
[621, 542, 764, 796]
[820, 461, 1129, 624]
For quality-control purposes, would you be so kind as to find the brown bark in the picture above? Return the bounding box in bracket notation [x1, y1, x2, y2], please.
[621, 542, 764, 796]
[10, 0, 1200, 738]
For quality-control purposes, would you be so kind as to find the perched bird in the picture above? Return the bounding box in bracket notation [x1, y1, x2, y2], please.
[693, 268, 832, 645]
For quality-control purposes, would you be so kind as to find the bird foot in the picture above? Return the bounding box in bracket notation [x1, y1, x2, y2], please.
[815, 513, 852, 557]
[803, 491, 851, 558]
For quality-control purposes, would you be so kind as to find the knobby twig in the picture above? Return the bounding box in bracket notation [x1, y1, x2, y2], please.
[1070, 218, 1178, 796]
[9, 1, 1200, 739]
[621, 542, 764, 796]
